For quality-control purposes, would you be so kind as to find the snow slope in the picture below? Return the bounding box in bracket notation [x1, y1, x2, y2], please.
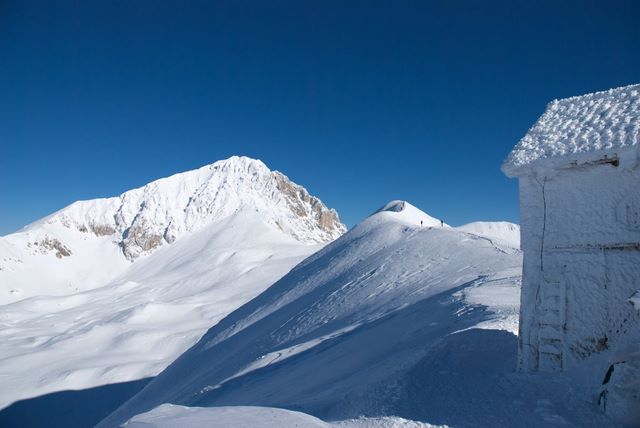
[0, 157, 345, 412]
[0, 156, 344, 304]
[456, 221, 520, 249]
[103, 201, 612, 427]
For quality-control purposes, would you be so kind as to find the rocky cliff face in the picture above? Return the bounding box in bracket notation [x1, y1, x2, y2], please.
[27, 156, 346, 260]
[272, 171, 344, 243]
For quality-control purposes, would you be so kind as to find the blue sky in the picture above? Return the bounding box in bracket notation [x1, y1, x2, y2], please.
[1, 1, 639, 235]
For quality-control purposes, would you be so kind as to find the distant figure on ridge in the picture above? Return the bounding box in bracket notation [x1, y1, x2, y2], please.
[420, 220, 423, 227]
[440, 219, 444, 227]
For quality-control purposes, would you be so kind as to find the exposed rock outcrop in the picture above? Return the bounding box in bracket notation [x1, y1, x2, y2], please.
[31, 237, 72, 258]
[273, 171, 345, 242]
[121, 217, 164, 260]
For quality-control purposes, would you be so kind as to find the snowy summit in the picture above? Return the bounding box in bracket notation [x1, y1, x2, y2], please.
[372, 200, 445, 227]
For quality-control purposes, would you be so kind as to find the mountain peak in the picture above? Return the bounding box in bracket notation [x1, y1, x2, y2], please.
[208, 155, 270, 173]
[371, 200, 444, 227]
[23, 156, 346, 260]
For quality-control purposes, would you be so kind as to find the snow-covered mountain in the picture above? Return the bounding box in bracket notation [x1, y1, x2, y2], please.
[0, 156, 344, 303]
[102, 201, 610, 427]
[0, 156, 345, 414]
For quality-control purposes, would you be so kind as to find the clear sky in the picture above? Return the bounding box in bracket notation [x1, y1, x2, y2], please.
[1, 1, 639, 235]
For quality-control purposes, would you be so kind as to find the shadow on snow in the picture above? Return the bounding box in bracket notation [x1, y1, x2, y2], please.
[0, 377, 152, 428]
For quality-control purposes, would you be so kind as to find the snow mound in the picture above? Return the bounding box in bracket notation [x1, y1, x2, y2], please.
[456, 221, 520, 248]
[503, 83, 640, 176]
[123, 404, 446, 428]
[124, 404, 331, 428]
[124, 404, 447, 427]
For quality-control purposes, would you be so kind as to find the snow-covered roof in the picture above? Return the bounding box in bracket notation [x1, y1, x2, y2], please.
[502, 84, 640, 177]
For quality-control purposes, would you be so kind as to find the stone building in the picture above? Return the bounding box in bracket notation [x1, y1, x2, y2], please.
[503, 84, 640, 422]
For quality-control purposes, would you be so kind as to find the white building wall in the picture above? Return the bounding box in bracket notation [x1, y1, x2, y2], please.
[517, 175, 545, 371]
[518, 162, 640, 373]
